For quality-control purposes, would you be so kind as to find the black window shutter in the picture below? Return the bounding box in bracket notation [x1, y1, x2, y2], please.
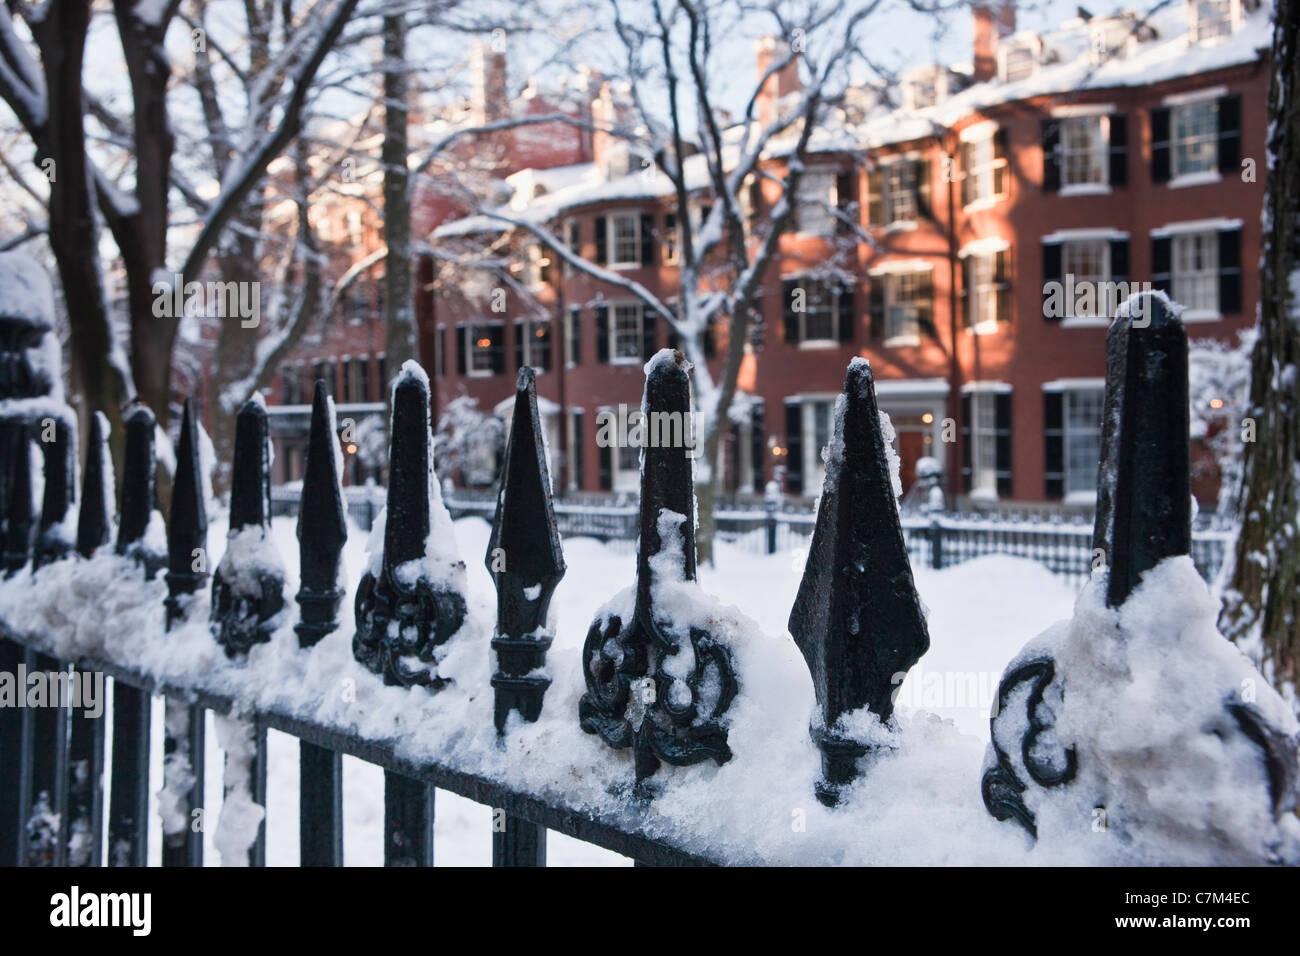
[1216, 94, 1241, 174]
[1042, 241, 1063, 321]
[837, 284, 855, 342]
[1218, 227, 1242, 315]
[784, 400, 803, 496]
[750, 400, 765, 490]
[595, 306, 610, 363]
[514, 320, 524, 370]
[959, 261, 971, 328]
[598, 439, 612, 491]
[993, 128, 1008, 195]
[641, 310, 657, 360]
[835, 171, 854, 233]
[995, 249, 1012, 325]
[869, 278, 885, 340]
[1110, 237, 1129, 287]
[916, 159, 932, 218]
[1150, 107, 1171, 183]
[539, 322, 552, 372]
[437, 328, 446, 377]
[568, 219, 581, 255]
[866, 168, 884, 227]
[1151, 236, 1173, 294]
[640, 212, 655, 266]
[594, 216, 608, 265]
[1044, 391, 1064, 499]
[918, 271, 936, 338]
[570, 309, 581, 365]
[782, 278, 800, 344]
[960, 394, 972, 492]
[1108, 113, 1128, 187]
[1041, 119, 1061, 192]
[572, 411, 584, 491]
[456, 326, 467, 376]
[489, 324, 505, 375]
[994, 392, 1012, 498]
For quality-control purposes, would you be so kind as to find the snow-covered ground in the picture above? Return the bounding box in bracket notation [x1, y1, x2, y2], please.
[42, 511, 1076, 866]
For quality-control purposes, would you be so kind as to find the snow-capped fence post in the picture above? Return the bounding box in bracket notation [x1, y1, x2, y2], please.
[161, 398, 209, 867]
[928, 519, 944, 570]
[107, 405, 159, 866]
[295, 381, 347, 866]
[788, 359, 931, 806]
[354, 363, 467, 866]
[33, 416, 75, 569]
[75, 412, 113, 559]
[486, 367, 565, 866]
[580, 350, 738, 785]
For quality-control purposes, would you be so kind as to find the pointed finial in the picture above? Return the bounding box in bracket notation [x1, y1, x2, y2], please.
[486, 366, 566, 729]
[166, 398, 209, 629]
[117, 402, 163, 576]
[2, 423, 33, 575]
[1091, 293, 1190, 608]
[34, 414, 76, 569]
[76, 411, 113, 558]
[788, 359, 930, 805]
[211, 397, 285, 656]
[579, 349, 738, 784]
[296, 381, 348, 648]
[353, 361, 467, 687]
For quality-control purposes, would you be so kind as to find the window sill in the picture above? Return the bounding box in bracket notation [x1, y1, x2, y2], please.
[610, 356, 643, 366]
[1180, 309, 1223, 323]
[967, 320, 1000, 336]
[1060, 316, 1111, 329]
[607, 261, 642, 271]
[1168, 171, 1221, 189]
[884, 220, 919, 233]
[884, 334, 922, 348]
[467, 370, 496, 379]
[962, 196, 1004, 214]
[968, 487, 999, 503]
[1059, 183, 1111, 197]
[797, 339, 841, 351]
[1064, 490, 1097, 505]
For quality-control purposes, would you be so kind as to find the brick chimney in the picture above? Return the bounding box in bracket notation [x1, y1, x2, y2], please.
[755, 35, 802, 127]
[972, 2, 1016, 83]
[470, 39, 507, 124]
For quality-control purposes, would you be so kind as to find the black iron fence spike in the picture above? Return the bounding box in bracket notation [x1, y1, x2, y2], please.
[117, 402, 162, 577]
[296, 381, 348, 648]
[165, 398, 209, 629]
[486, 365, 565, 730]
[788, 358, 930, 806]
[352, 362, 467, 687]
[2, 424, 33, 575]
[75, 412, 113, 559]
[1091, 293, 1191, 608]
[211, 397, 285, 657]
[579, 348, 737, 785]
[34, 415, 75, 570]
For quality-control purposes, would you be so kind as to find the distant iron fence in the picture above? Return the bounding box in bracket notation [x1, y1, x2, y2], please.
[272, 485, 1232, 588]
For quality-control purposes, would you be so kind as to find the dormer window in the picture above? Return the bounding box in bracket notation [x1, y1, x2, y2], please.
[1189, 0, 1236, 43]
[1089, 17, 1135, 64]
[1000, 43, 1038, 83]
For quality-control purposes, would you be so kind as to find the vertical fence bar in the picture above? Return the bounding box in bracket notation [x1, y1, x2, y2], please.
[0, 636, 25, 865]
[295, 382, 347, 866]
[384, 772, 433, 867]
[107, 404, 160, 866]
[493, 814, 545, 867]
[162, 398, 210, 868]
[23, 650, 69, 866]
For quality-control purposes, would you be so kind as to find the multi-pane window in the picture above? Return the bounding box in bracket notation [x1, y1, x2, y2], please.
[663, 212, 679, 263]
[965, 134, 1006, 204]
[885, 163, 919, 223]
[313, 361, 336, 399]
[1064, 389, 1104, 497]
[344, 357, 369, 403]
[281, 365, 302, 405]
[1002, 46, 1036, 82]
[1172, 232, 1219, 313]
[565, 307, 580, 366]
[801, 282, 837, 342]
[467, 324, 498, 376]
[803, 399, 834, 493]
[611, 304, 643, 363]
[524, 245, 551, 287]
[610, 214, 640, 266]
[1191, 0, 1234, 43]
[886, 273, 925, 340]
[796, 171, 837, 235]
[1062, 240, 1110, 316]
[1060, 116, 1107, 187]
[971, 392, 999, 496]
[1172, 99, 1219, 177]
[518, 319, 551, 369]
[968, 254, 999, 331]
[614, 442, 639, 492]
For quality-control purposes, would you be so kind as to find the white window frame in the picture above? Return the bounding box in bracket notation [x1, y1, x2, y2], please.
[609, 302, 644, 365]
[1000, 44, 1037, 83]
[789, 277, 843, 347]
[517, 317, 551, 369]
[565, 307, 580, 367]
[1061, 238, 1112, 319]
[966, 253, 1000, 334]
[883, 160, 921, 226]
[1189, 0, 1237, 44]
[1062, 387, 1105, 502]
[800, 397, 837, 496]
[795, 169, 838, 237]
[523, 244, 551, 288]
[961, 125, 1007, 209]
[1171, 230, 1220, 318]
[883, 270, 928, 345]
[1059, 114, 1109, 189]
[465, 323, 500, 379]
[1170, 97, 1220, 181]
[607, 212, 642, 268]
[968, 389, 1000, 500]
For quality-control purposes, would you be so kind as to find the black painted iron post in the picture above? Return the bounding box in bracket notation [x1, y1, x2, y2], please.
[2, 424, 33, 575]
[579, 350, 738, 784]
[787, 359, 931, 806]
[33, 415, 75, 569]
[0, 634, 24, 865]
[486, 367, 565, 866]
[107, 404, 160, 865]
[295, 381, 347, 866]
[162, 398, 209, 867]
[352, 365, 467, 866]
[75, 413, 113, 559]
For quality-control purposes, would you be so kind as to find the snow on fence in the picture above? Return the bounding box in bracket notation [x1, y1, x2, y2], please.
[1, 294, 1296, 866]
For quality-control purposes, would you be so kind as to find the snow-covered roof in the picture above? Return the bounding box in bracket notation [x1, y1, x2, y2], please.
[434, 3, 1272, 239]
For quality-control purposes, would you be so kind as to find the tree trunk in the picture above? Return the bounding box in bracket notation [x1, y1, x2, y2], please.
[1218, 0, 1300, 699]
[382, 12, 413, 440]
